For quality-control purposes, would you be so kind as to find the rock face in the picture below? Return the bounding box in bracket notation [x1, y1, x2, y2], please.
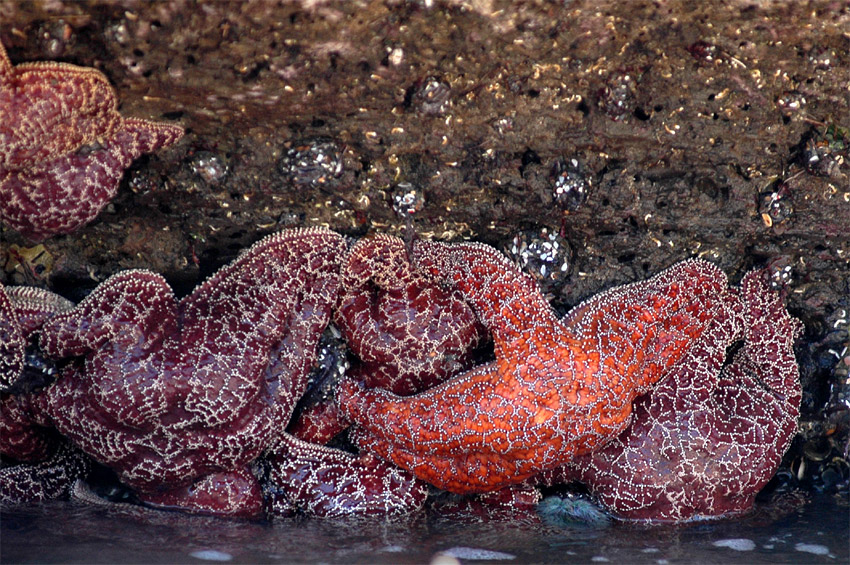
[0, 1, 847, 507]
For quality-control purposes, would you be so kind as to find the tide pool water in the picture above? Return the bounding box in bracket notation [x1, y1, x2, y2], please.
[2, 493, 846, 564]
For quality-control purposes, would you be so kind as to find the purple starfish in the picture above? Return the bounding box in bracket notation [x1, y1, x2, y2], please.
[1, 282, 87, 505]
[0, 281, 26, 392]
[261, 434, 428, 518]
[32, 229, 345, 516]
[0, 442, 90, 506]
[0, 40, 183, 240]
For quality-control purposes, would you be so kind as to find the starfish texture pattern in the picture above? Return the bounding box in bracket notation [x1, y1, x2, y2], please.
[0, 442, 89, 506]
[261, 434, 428, 518]
[290, 234, 486, 444]
[0, 40, 183, 240]
[539, 269, 802, 521]
[340, 242, 736, 494]
[33, 228, 345, 516]
[1, 283, 87, 505]
[0, 282, 26, 392]
[1, 282, 74, 459]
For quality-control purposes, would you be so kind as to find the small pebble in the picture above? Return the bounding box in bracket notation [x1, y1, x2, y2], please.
[712, 538, 756, 551]
[441, 546, 516, 560]
[430, 553, 461, 565]
[189, 549, 233, 562]
[794, 543, 830, 556]
[380, 545, 405, 553]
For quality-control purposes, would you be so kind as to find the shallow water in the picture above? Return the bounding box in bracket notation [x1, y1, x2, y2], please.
[2, 494, 847, 564]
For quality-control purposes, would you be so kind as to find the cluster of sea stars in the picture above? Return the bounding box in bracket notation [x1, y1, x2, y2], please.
[0, 229, 802, 523]
[0, 230, 430, 518]
[0, 41, 183, 241]
[0, 37, 803, 524]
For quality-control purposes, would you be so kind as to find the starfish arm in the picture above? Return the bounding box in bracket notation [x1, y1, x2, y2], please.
[737, 269, 803, 400]
[5, 286, 74, 336]
[0, 282, 25, 391]
[567, 259, 740, 396]
[181, 227, 344, 349]
[121, 118, 184, 154]
[39, 270, 176, 360]
[179, 228, 345, 422]
[701, 270, 802, 500]
[333, 234, 486, 396]
[287, 397, 350, 444]
[33, 364, 148, 469]
[34, 275, 178, 458]
[0, 442, 89, 505]
[0, 391, 55, 461]
[350, 429, 534, 494]
[0, 121, 182, 240]
[340, 363, 564, 457]
[139, 467, 264, 518]
[262, 433, 427, 517]
[0, 40, 11, 78]
[342, 232, 410, 290]
[412, 239, 557, 352]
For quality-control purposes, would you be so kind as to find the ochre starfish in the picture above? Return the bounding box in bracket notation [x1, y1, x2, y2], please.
[261, 434, 428, 518]
[1, 282, 74, 459]
[538, 268, 802, 521]
[32, 228, 345, 517]
[340, 239, 737, 494]
[0, 284, 74, 392]
[334, 234, 488, 395]
[0, 282, 88, 505]
[429, 482, 543, 524]
[0, 40, 183, 240]
[0, 442, 90, 506]
[0, 281, 26, 392]
[289, 234, 486, 444]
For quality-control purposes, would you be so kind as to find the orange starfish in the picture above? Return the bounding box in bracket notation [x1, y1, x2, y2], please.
[339, 240, 737, 494]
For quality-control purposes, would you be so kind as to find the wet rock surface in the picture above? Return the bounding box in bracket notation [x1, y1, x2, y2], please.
[1, 0, 848, 502]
